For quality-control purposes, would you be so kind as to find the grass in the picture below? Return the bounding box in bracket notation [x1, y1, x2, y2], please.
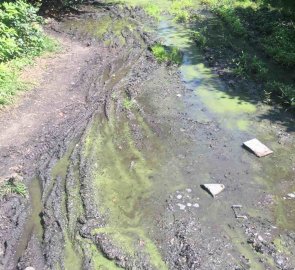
[144, 3, 161, 20]
[151, 44, 182, 65]
[0, 179, 27, 197]
[170, 0, 194, 22]
[193, 0, 295, 107]
[0, 37, 59, 106]
[123, 97, 134, 110]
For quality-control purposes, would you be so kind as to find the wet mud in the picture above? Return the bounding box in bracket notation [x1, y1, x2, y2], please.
[0, 2, 294, 270]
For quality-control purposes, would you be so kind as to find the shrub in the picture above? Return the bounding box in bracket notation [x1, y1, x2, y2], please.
[0, 0, 46, 62]
[266, 81, 295, 106]
[234, 52, 268, 79]
[263, 24, 295, 67]
[215, 6, 246, 36]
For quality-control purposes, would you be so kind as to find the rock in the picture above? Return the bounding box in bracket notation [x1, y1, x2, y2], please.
[186, 188, 192, 193]
[201, 184, 225, 198]
[243, 139, 273, 157]
[177, 203, 186, 210]
[187, 203, 192, 207]
[287, 193, 295, 199]
[176, 194, 182, 199]
[193, 203, 199, 208]
[25, 267, 35, 270]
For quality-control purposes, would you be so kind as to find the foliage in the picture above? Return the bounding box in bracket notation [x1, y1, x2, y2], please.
[191, 30, 207, 47]
[170, 0, 193, 22]
[144, 3, 161, 20]
[214, 6, 246, 36]
[151, 44, 182, 65]
[266, 81, 295, 106]
[0, 0, 46, 62]
[234, 52, 268, 79]
[123, 98, 134, 110]
[0, 180, 27, 197]
[0, 1, 59, 106]
[263, 24, 295, 66]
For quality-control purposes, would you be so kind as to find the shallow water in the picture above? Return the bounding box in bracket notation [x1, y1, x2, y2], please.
[16, 3, 295, 269]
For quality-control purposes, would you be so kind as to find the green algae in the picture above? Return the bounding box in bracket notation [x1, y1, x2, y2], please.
[82, 112, 167, 269]
[64, 233, 83, 270]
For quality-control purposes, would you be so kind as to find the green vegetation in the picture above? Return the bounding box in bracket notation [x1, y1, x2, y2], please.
[151, 44, 182, 65]
[0, 179, 27, 197]
[194, 0, 295, 107]
[144, 3, 161, 20]
[170, 0, 193, 22]
[0, 0, 58, 106]
[123, 97, 135, 110]
[191, 30, 207, 47]
[234, 52, 268, 79]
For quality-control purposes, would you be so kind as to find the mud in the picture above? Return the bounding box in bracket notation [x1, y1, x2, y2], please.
[0, 1, 294, 270]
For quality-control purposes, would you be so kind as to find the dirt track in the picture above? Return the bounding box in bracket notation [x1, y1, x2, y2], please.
[0, 2, 295, 270]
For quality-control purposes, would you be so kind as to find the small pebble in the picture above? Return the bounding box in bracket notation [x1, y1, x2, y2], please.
[287, 193, 295, 198]
[186, 188, 192, 193]
[176, 195, 182, 199]
[177, 203, 186, 210]
[187, 203, 192, 207]
[193, 203, 199, 208]
[177, 94, 182, 97]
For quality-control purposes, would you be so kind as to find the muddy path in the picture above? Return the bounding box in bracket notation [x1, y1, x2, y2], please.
[0, 2, 295, 270]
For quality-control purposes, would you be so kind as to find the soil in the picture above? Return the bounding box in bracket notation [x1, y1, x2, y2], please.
[0, 2, 294, 270]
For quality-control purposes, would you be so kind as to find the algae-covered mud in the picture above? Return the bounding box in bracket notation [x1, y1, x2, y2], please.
[0, 1, 294, 270]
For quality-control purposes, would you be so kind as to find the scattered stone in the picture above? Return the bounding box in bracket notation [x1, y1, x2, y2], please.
[193, 203, 199, 208]
[176, 194, 182, 199]
[243, 139, 273, 157]
[176, 94, 182, 97]
[201, 184, 225, 198]
[187, 203, 192, 207]
[287, 193, 295, 199]
[177, 203, 186, 210]
[186, 188, 192, 193]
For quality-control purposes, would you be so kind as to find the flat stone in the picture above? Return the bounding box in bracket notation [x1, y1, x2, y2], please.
[201, 184, 225, 198]
[243, 139, 273, 157]
[177, 203, 186, 210]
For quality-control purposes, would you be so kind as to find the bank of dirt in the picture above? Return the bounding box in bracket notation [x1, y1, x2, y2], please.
[0, 2, 295, 270]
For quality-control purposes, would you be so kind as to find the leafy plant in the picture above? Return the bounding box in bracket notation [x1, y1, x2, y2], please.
[0, 179, 27, 197]
[191, 30, 207, 47]
[123, 98, 134, 110]
[151, 44, 182, 65]
[144, 3, 161, 20]
[266, 81, 295, 106]
[234, 52, 268, 79]
[0, 0, 46, 62]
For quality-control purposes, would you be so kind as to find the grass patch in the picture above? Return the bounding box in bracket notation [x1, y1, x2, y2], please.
[144, 3, 161, 20]
[170, 0, 194, 22]
[123, 97, 134, 110]
[151, 44, 182, 65]
[234, 52, 268, 79]
[191, 30, 207, 47]
[0, 37, 59, 106]
[0, 179, 27, 197]
[266, 81, 295, 107]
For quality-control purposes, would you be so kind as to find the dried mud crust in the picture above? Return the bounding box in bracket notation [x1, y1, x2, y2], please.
[0, 3, 294, 270]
